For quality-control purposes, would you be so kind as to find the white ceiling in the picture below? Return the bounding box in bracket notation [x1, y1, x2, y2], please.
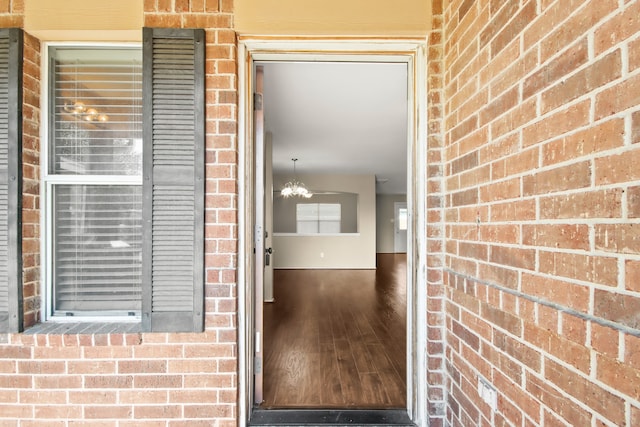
[262, 61, 409, 194]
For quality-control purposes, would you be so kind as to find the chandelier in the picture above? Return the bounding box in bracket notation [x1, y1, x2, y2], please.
[64, 100, 109, 123]
[280, 158, 312, 198]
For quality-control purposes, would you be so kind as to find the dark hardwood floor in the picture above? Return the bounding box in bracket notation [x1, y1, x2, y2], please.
[262, 253, 407, 409]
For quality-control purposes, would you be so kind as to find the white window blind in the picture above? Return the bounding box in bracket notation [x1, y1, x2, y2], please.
[296, 203, 341, 234]
[53, 185, 142, 313]
[51, 48, 142, 176]
[48, 47, 142, 316]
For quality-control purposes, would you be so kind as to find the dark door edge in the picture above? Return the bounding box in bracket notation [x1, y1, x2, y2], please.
[249, 408, 416, 426]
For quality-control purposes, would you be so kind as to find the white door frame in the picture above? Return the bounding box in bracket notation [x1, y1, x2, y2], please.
[237, 37, 428, 427]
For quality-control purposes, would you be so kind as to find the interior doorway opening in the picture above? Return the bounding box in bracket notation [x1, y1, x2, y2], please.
[259, 60, 408, 409]
[238, 39, 428, 427]
[395, 202, 408, 253]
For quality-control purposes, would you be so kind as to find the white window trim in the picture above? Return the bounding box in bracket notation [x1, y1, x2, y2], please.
[40, 41, 143, 324]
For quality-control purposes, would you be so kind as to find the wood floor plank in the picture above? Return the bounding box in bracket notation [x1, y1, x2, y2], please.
[367, 342, 406, 405]
[360, 373, 392, 406]
[334, 338, 364, 406]
[319, 341, 344, 406]
[348, 333, 377, 375]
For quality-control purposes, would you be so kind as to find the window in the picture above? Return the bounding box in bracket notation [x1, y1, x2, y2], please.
[46, 46, 143, 317]
[397, 207, 408, 231]
[273, 192, 358, 235]
[31, 28, 205, 332]
[296, 203, 341, 234]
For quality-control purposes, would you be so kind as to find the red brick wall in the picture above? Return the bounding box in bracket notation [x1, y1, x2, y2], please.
[426, 0, 447, 425]
[444, 0, 640, 426]
[0, 1, 239, 425]
[22, 32, 40, 328]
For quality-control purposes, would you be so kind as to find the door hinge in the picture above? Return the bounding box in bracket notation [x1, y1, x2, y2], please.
[255, 225, 262, 245]
[254, 93, 263, 111]
[254, 356, 262, 374]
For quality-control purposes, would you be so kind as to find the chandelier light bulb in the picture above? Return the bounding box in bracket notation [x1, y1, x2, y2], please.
[64, 100, 86, 114]
[63, 100, 109, 123]
[280, 158, 313, 198]
[83, 108, 98, 121]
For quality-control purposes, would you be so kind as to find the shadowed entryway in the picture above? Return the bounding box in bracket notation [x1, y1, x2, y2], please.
[262, 253, 407, 408]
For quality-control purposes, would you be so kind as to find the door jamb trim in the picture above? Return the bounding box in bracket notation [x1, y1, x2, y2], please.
[237, 37, 429, 427]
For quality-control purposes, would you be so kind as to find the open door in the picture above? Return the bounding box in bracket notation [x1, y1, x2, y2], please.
[253, 65, 266, 405]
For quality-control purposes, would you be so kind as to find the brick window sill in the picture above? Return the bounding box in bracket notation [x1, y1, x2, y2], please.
[23, 322, 142, 335]
[0, 322, 144, 346]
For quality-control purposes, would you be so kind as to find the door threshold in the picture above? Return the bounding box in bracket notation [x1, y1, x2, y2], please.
[249, 409, 415, 426]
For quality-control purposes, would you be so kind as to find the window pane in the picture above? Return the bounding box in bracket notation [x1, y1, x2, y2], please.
[398, 208, 408, 231]
[319, 221, 340, 234]
[318, 203, 341, 221]
[295, 203, 342, 234]
[53, 185, 142, 314]
[297, 221, 318, 234]
[50, 47, 142, 176]
[296, 203, 318, 221]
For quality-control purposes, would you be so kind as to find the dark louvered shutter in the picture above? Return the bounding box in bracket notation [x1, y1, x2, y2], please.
[142, 28, 205, 332]
[0, 29, 22, 333]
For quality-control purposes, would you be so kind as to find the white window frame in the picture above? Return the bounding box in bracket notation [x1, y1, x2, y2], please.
[40, 42, 143, 323]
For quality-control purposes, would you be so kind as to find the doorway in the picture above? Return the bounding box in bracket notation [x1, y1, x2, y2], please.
[395, 202, 408, 253]
[238, 39, 428, 427]
[261, 59, 407, 409]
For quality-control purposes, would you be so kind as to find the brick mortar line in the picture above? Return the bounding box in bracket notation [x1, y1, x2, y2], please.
[445, 240, 640, 262]
[445, 253, 632, 281]
[453, 180, 631, 192]
[444, 268, 640, 338]
[445, 141, 640, 173]
[448, 237, 640, 251]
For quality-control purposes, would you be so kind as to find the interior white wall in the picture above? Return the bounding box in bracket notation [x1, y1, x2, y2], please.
[272, 173, 376, 269]
[376, 194, 406, 253]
